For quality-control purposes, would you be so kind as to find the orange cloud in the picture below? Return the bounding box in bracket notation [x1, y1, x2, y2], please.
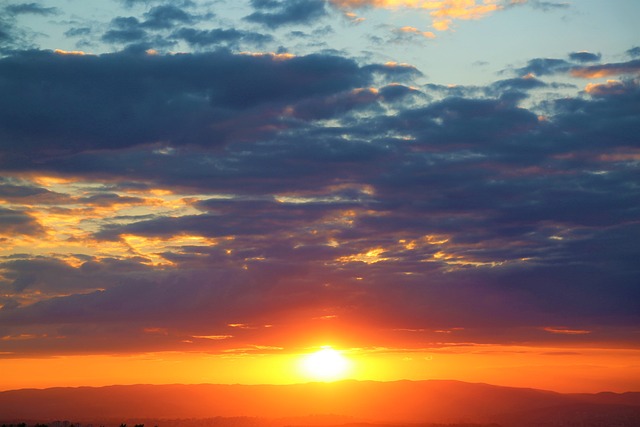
[344, 11, 366, 22]
[53, 49, 89, 56]
[398, 26, 437, 38]
[337, 247, 390, 264]
[570, 63, 640, 79]
[329, 0, 512, 31]
[584, 80, 627, 96]
[239, 51, 296, 61]
[543, 327, 591, 335]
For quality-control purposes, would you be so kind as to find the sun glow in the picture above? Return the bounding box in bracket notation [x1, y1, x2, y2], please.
[299, 346, 352, 381]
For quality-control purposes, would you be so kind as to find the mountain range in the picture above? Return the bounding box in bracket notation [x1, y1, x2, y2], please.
[1, 380, 639, 426]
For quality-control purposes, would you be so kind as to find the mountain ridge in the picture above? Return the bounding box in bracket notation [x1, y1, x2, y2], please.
[1, 380, 639, 426]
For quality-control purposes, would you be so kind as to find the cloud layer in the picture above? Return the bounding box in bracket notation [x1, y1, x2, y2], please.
[0, 0, 638, 361]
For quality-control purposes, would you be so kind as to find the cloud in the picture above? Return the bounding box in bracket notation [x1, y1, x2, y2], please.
[0, 47, 639, 356]
[120, 0, 195, 8]
[99, 5, 214, 49]
[64, 27, 92, 38]
[0, 178, 55, 201]
[102, 17, 148, 44]
[570, 59, 640, 78]
[513, 57, 571, 76]
[0, 49, 373, 163]
[489, 74, 547, 95]
[0, 208, 43, 236]
[328, 0, 532, 31]
[4, 3, 59, 16]
[526, 0, 569, 11]
[0, 2, 59, 51]
[141, 4, 196, 29]
[393, 26, 436, 40]
[584, 79, 629, 97]
[568, 51, 601, 63]
[245, 0, 328, 29]
[173, 28, 273, 48]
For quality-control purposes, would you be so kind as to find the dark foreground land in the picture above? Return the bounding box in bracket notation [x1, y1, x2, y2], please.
[1, 380, 639, 427]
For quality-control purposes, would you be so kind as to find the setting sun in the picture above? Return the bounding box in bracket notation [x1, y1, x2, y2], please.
[299, 347, 351, 381]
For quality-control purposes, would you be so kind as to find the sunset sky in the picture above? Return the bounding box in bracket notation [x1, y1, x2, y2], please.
[0, 0, 639, 393]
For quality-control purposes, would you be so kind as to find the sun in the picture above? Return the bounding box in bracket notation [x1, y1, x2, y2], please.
[299, 346, 351, 381]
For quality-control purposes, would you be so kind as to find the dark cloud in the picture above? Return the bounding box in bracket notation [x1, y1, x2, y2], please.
[64, 27, 92, 38]
[120, 0, 195, 8]
[173, 27, 273, 48]
[244, 0, 327, 29]
[514, 57, 571, 76]
[527, 0, 570, 11]
[378, 83, 423, 103]
[0, 2, 58, 51]
[363, 62, 423, 82]
[141, 4, 195, 29]
[0, 178, 51, 200]
[100, 5, 213, 48]
[0, 208, 42, 236]
[627, 46, 640, 58]
[286, 87, 382, 120]
[0, 49, 372, 165]
[251, 0, 281, 9]
[568, 51, 601, 63]
[488, 75, 547, 96]
[0, 48, 638, 356]
[514, 56, 640, 80]
[4, 3, 59, 16]
[102, 17, 148, 44]
[569, 59, 640, 78]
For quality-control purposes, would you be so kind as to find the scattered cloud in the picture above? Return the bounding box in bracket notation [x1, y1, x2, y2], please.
[245, 0, 328, 29]
[393, 26, 436, 40]
[1, 48, 639, 355]
[568, 51, 601, 63]
[328, 0, 537, 31]
[570, 59, 640, 78]
[0, 0, 637, 360]
[4, 3, 59, 16]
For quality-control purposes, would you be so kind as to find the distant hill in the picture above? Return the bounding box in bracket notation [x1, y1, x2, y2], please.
[1, 380, 639, 426]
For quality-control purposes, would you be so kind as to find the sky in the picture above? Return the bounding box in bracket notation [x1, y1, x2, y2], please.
[0, 0, 639, 393]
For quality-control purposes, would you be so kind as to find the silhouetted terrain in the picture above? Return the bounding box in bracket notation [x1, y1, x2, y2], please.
[1, 381, 639, 426]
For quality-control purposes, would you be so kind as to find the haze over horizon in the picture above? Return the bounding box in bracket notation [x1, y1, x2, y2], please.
[2, 380, 640, 425]
[0, 0, 639, 395]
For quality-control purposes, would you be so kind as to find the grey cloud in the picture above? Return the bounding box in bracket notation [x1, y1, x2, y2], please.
[102, 16, 147, 44]
[0, 48, 639, 354]
[141, 5, 195, 29]
[627, 46, 640, 58]
[378, 84, 423, 103]
[101, 5, 212, 48]
[287, 88, 382, 120]
[568, 51, 601, 63]
[514, 57, 571, 76]
[0, 178, 51, 200]
[173, 27, 273, 48]
[64, 27, 92, 38]
[4, 3, 59, 16]
[0, 3, 50, 51]
[488, 75, 547, 95]
[120, 0, 196, 8]
[0, 208, 43, 236]
[363, 62, 423, 79]
[0, 49, 373, 165]
[250, 0, 281, 9]
[570, 59, 640, 77]
[527, 0, 570, 11]
[244, 0, 327, 29]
